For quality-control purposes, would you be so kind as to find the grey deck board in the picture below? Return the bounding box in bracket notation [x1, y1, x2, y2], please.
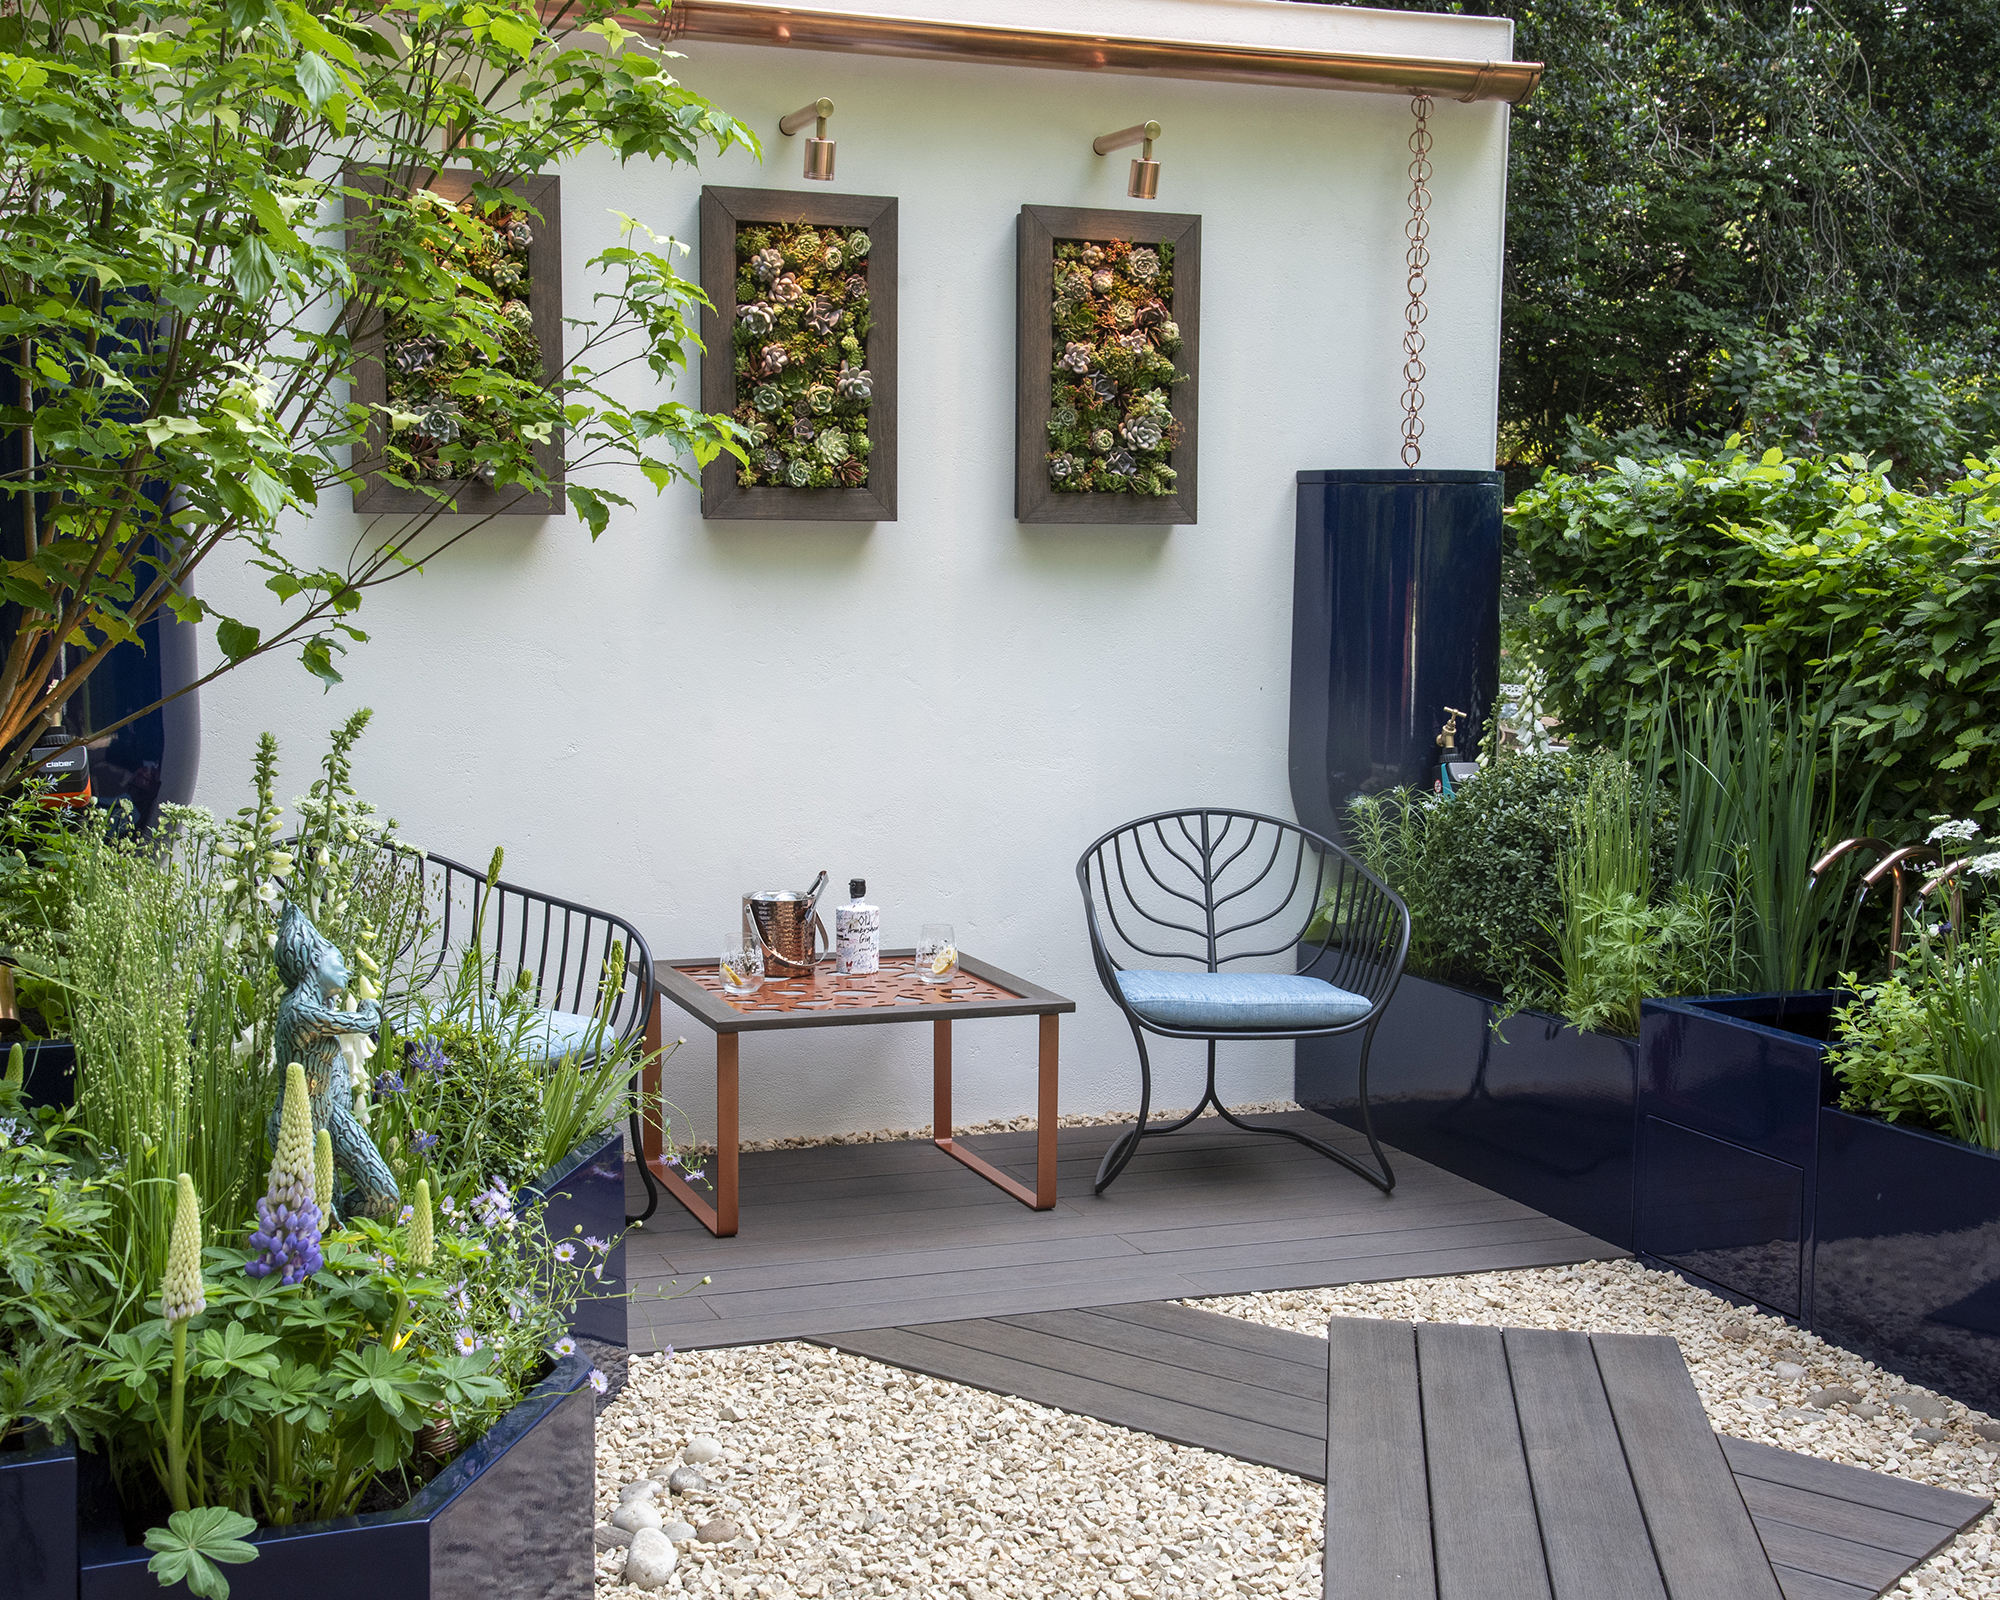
[624, 1112, 1623, 1349]
[823, 1302, 1988, 1600]
[1591, 1331, 1785, 1600]
[1323, 1317, 1436, 1600]
[1414, 1322, 1553, 1600]
[1505, 1326, 1667, 1600]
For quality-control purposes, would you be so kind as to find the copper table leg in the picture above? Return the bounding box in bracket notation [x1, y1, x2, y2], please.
[645, 1021, 741, 1238]
[932, 1015, 1060, 1211]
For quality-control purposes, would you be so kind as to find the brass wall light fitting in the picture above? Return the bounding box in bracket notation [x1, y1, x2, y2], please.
[1094, 119, 1161, 199]
[780, 97, 837, 180]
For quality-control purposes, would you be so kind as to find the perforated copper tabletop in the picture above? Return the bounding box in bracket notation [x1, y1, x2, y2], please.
[655, 948, 1073, 1033]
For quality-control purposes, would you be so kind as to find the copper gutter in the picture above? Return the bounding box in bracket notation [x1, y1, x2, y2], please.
[612, 0, 1542, 104]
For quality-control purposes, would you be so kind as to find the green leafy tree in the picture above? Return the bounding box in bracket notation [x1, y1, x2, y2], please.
[0, 0, 753, 789]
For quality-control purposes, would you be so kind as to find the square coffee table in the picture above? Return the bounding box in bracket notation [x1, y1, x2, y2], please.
[640, 950, 1075, 1237]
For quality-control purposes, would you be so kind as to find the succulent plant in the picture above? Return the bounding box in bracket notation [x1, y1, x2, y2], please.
[846, 229, 872, 259]
[391, 337, 439, 374]
[505, 216, 534, 250]
[758, 343, 789, 377]
[1059, 341, 1094, 374]
[805, 296, 841, 335]
[1131, 389, 1172, 420]
[823, 244, 845, 272]
[1051, 403, 1080, 431]
[1122, 416, 1165, 452]
[416, 404, 462, 444]
[791, 416, 817, 443]
[1049, 451, 1080, 482]
[760, 448, 785, 474]
[771, 273, 804, 305]
[752, 383, 784, 414]
[737, 301, 776, 335]
[749, 246, 785, 283]
[1080, 244, 1105, 266]
[489, 258, 524, 288]
[1104, 449, 1138, 477]
[1089, 373, 1119, 405]
[501, 299, 532, 331]
[1115, 330, 1149, 354]
[835, 362, 873, 402]
[789, 227, 824, 263]
[1129, 246, 1161, 283]
[816, 428, 851, 465]
[1089, 427, 1115, 453]
[838, 457, 868, 486]
[1111, 301, 1137, 331]
[1136, 300, 1165, 329]
[786, 457, 813, 487]
[1090, 268, 1114, 295]
[1157, 319, 1182, 352]
[806, 383, 835, 415]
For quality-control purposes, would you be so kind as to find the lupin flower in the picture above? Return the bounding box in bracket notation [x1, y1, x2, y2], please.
[245, 1063, 325, 1284]
[409, 1178, 435, 1270]
[314, 1127, 334, 1218]
[161, 1173, 207, 1325]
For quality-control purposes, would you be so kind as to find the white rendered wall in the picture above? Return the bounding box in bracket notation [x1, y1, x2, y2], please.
[192, 0, 1512, 1145]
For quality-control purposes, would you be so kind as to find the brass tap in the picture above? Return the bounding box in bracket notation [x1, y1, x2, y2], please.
[1436, 707, 1466, 754]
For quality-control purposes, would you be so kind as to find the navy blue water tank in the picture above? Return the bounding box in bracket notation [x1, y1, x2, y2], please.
[1289, 469, 1502, 839]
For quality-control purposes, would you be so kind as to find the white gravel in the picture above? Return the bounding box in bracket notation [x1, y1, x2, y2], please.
[1194, 1258, 2000, 1598]
[673, 1103, 1306, 1157]
[592, 1342, 1322, 1599]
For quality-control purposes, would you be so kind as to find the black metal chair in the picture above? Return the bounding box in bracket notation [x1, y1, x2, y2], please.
[389, 850, 661, 1225]
[1076, 808, 1410, 1195]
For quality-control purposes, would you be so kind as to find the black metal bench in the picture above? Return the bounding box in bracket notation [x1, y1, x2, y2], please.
[1326, 1317, 1785, 1600]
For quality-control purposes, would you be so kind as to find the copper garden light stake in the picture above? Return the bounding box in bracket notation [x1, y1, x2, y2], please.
[1401, 92, 1433, 467]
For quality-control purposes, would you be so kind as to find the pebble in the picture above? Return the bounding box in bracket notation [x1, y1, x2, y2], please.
[659, 1520, 696, 1543]
[1195, 1261, 2000, 1599]
[593, 1524, 632, 1550]
[609, 1500, 662, 1534]
[616, 1480, 660, 1503]
[665, 1465, 709, 1495]
[1915, 1427, 1948, 1442]
[591, 1343, 1323, 1600]
[1774, 1361, 1807, 1381]
[682, 1436, 724, 1466]
[695, 1516, 741, 1544]
[620, 1527, 677, 1590]
[719, 1401, 748, 1422]
[1809, 1387, 1861, 1408]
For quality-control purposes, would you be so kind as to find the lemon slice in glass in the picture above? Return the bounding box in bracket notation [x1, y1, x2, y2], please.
[721, 961, 743, 987]
[931, 946, 957, 976]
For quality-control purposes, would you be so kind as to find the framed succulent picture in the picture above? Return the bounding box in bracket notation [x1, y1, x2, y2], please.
[1015, 205, 1200, 526]
[345, 168, 565, 515]
[699, 186, 898, 521]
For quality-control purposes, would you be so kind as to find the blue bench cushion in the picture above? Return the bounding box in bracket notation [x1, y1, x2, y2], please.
[1114, 970, 1371, 1031]
[519, 1007, 604, 1062]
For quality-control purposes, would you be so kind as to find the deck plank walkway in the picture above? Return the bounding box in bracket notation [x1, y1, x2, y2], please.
[828, 1304, 1990, 1600]
[623, 1112, 1625, 1351]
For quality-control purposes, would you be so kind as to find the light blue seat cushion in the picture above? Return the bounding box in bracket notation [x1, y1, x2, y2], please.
[1114, 970, 1371, 1032]
[519, 1008, 603, 1062]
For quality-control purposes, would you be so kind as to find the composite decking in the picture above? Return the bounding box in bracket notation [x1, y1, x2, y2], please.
[833, 1303, 1992, 1600]
[622, 1111, 1625, 1351]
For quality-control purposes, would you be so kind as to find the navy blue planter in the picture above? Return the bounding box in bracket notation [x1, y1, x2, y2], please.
[78, 1354, 593, 1600]
[1288, 469, 1502, 840]
[522, 1127, 627, 1399]
[2, 1431, 77, 1600]
[1636, 994, 1837, 1320]
[1815, 1108, 2000, 1418]
[1297, 971, 1640, 1249]
[17, 1039, 76, 1112]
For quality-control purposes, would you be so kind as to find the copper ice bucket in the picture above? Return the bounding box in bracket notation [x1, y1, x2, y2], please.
[745, 871, 831, 979]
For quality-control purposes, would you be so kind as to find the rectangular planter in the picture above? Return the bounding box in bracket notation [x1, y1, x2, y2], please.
[523, 1126, 627, 1397]
[2, 1430, 77, 1600]
[1815, 1107, 2000, 1418]
[78, 1353, 593, 1600]
[1297, 971, 1640, 1249]
[1636, 994, 1837, 1320]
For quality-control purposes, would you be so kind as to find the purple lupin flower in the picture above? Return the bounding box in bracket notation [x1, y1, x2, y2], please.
[245, 1063, 325, 1285]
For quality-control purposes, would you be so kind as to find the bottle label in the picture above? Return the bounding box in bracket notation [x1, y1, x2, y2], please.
[835, 904, 880, 974]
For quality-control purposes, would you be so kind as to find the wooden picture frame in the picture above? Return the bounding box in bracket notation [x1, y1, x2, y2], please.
[1016, 205, 1201, 526]
[699, 186, 898, 522]
[345, 168, 565, 516]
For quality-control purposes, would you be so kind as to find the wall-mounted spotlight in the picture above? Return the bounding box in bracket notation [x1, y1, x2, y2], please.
[780, 97, 837, 181]
[1093, 120, 1162, 199]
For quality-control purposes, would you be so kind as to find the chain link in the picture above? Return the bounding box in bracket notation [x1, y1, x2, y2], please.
[1401, 93, 1433, 469]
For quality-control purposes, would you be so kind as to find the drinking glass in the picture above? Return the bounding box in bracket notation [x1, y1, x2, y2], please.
[915, 922, 959, 984]
[719, 931, 764, 995]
